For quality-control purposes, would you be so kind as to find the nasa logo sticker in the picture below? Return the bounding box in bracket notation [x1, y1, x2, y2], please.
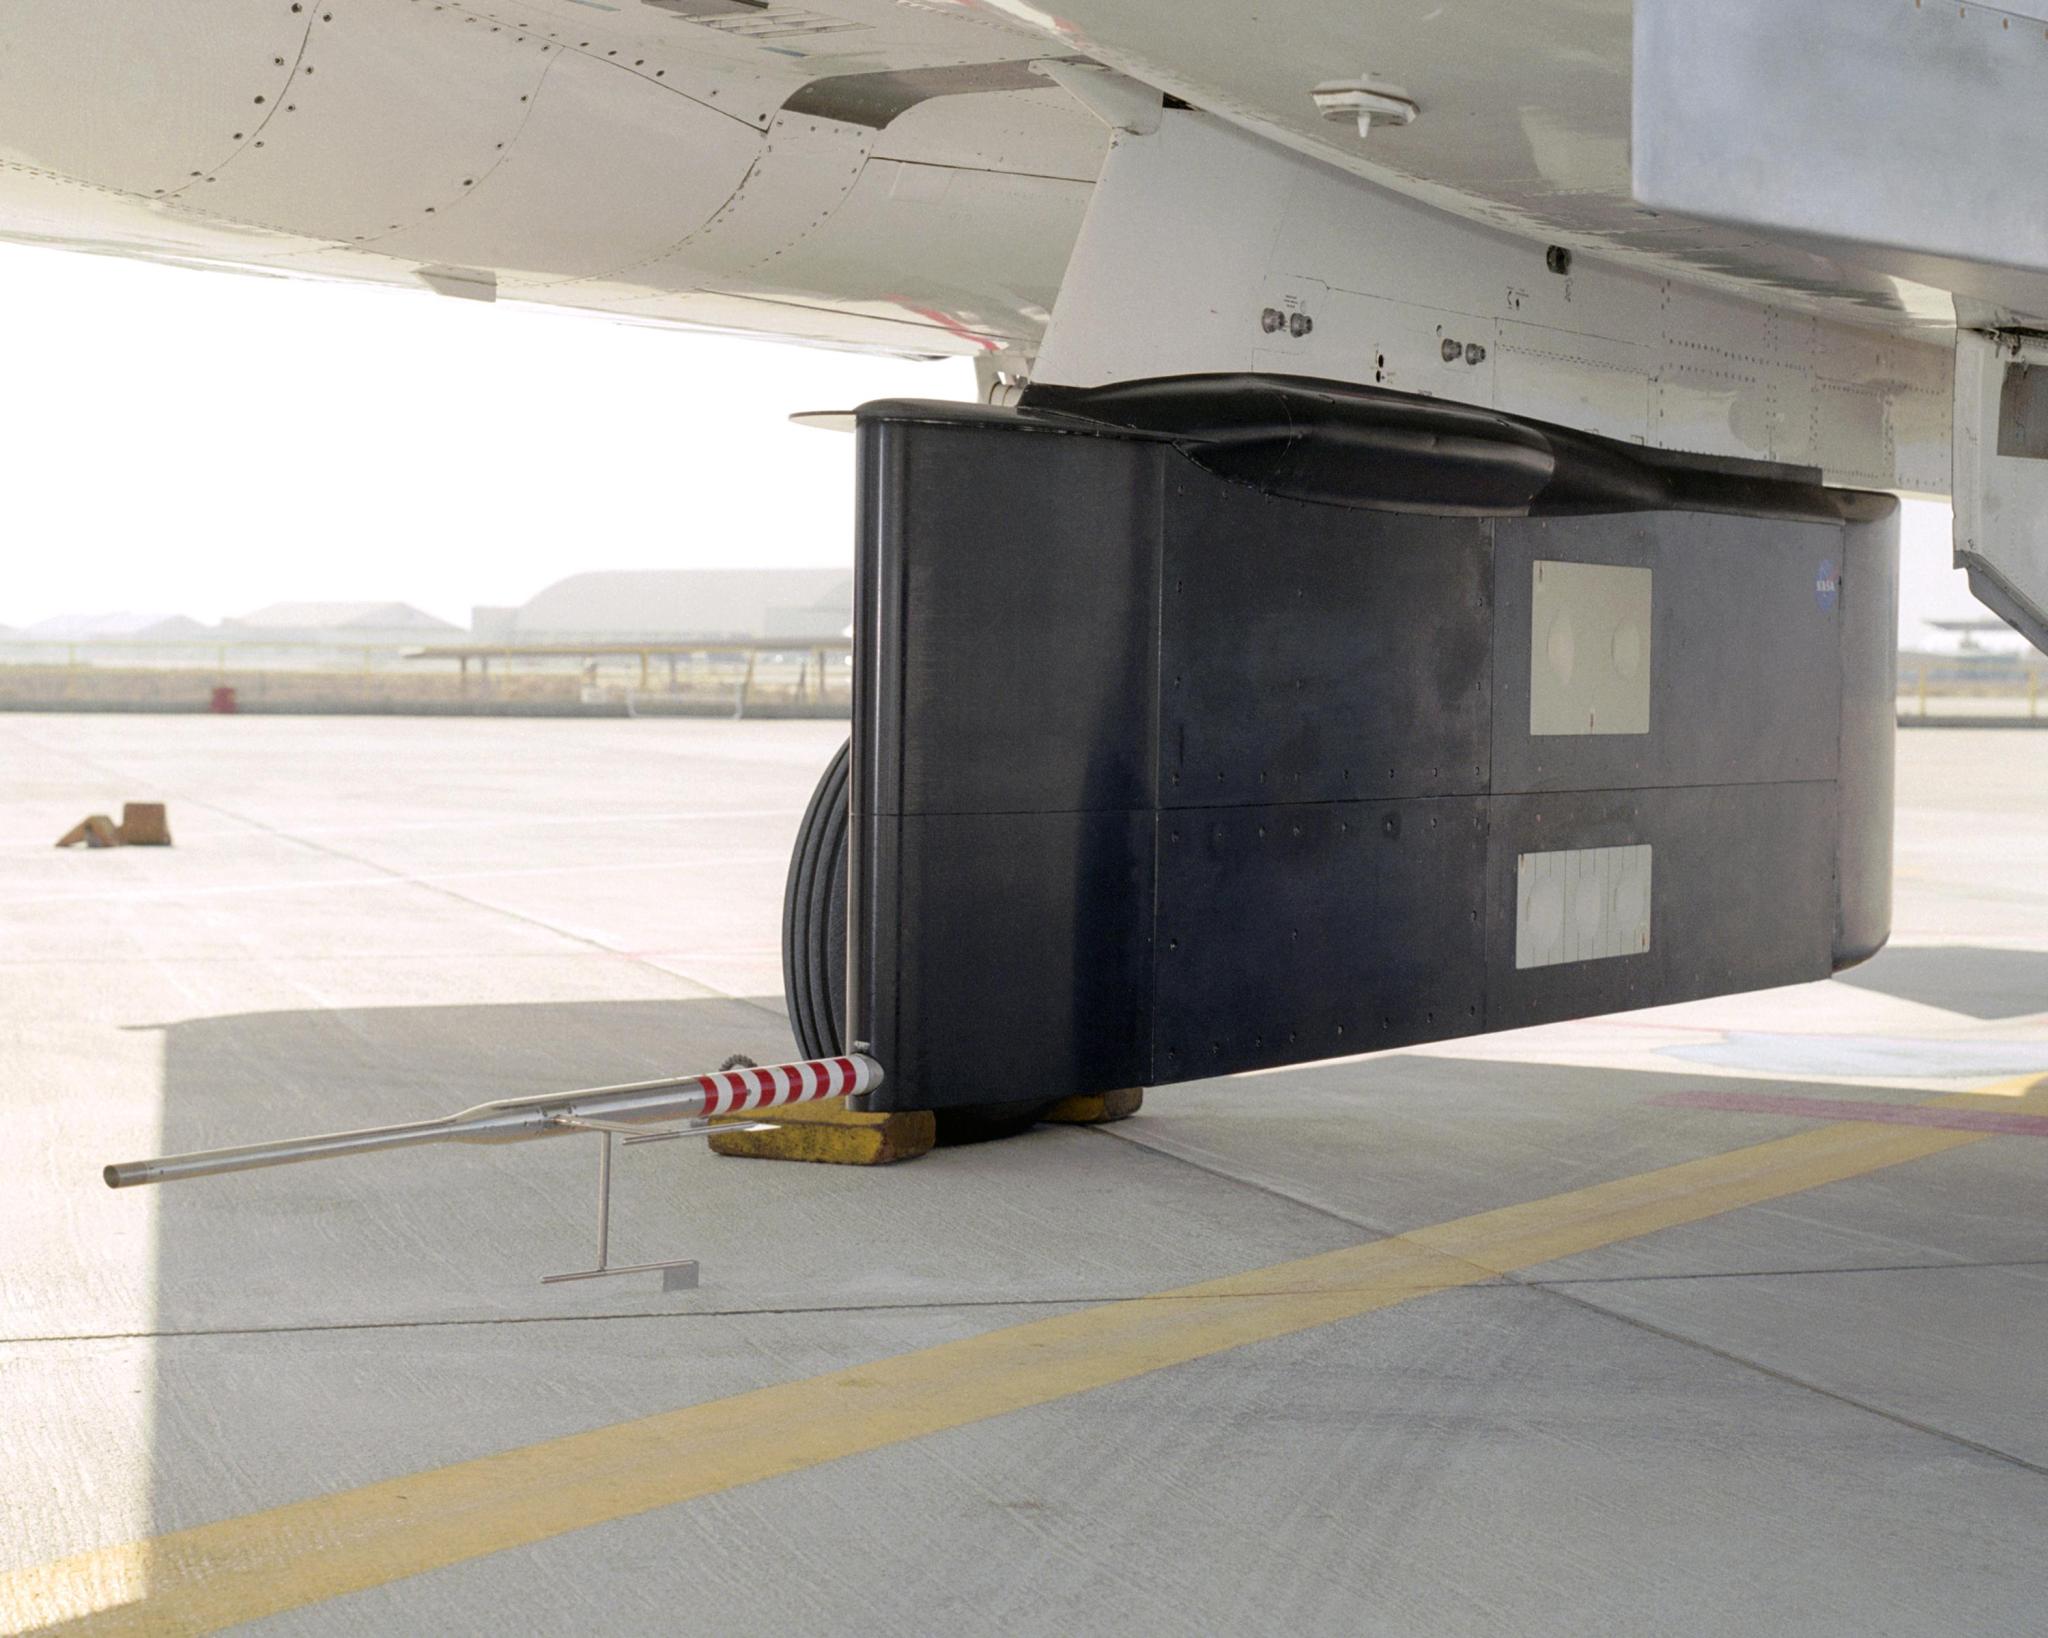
[1815, 557, 1840, 612]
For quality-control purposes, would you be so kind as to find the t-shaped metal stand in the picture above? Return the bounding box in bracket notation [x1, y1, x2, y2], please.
[541, 1116, 774, 1290]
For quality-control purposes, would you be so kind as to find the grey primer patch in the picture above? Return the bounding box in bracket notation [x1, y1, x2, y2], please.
[1529, 559, 1652, 735]
[781, 60, 1068, 129]
[644, 1, 765, 18]
[1998, 362, 2048, 459]
[1516, 844, 1652, 969]
[416, 265, 496, 302]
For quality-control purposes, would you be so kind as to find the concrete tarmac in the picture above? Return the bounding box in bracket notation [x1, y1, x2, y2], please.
[1, 716, 2044, 1635]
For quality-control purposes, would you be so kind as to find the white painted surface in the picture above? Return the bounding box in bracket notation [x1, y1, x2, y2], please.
[0, 0, 2034, 519]
[1529, 560, 1653, 737]
[0, 0, 1992, 438]
[0, 0, 1102, 353]
[966, 0, 2005, 338]
[1953, 328, 2048, 647]
[1515, 843, 1653, 969]
[1033, 113, 1952, 489]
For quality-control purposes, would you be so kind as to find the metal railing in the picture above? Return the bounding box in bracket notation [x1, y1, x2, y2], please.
[400, 640, 853, 716]
[28, 637, 2035, 724]
[0, 637, 428, 673]
[0, 636, 853, 716]
[1897, 655, 2048, 723]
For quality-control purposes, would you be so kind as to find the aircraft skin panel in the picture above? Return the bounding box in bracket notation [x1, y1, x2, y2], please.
[0, 0, 2002, 350]
[954, 0, 1976, 339]
[0, 0, 1098, 353]
[868, 85, 1105, 182]
[0, 0, 322, 201]
[1633, 0, 2048, 329]
[667, 159, 1085, 339]
[0, 0, 2039, 499]
[235, 39, 761, 284]
[537, 110, 880, 297]
[1032, 112, 1952, 493]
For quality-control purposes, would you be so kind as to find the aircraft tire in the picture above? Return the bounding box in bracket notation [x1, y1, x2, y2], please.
[779, 739, 1052, 1138]
[782, 738, 848, 1060]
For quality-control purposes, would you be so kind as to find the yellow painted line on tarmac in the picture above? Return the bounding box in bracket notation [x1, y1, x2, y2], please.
[8, 1079, 2043, 1637]
[1948, 1070, 2048, 1102]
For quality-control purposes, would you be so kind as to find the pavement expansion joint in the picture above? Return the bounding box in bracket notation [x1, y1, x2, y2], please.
[0, 1285, 1514, 1346]
[1528, 1256, 2048, 1286]
[256, 818, 794, 1022]
[9, 721, 792, 1021]
[21, 1255, 2035, 1344]
[1535, 1281, 2048, 1482]
[1095, 1080, 2048, 1486]
[1078, 1119, 1400, 1237]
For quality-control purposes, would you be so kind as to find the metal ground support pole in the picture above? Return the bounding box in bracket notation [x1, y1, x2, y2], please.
[734, 651, 756, 720]
[541, 1128, 701, 1290]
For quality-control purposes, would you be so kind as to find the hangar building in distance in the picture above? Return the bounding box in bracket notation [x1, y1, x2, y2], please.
[222, 602, 463, 647]
[476, 571, 852, 645]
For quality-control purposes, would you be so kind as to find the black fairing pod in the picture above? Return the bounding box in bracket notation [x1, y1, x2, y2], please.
[840, 377, 1899, 1112]
[1024, 373, 1890, 524]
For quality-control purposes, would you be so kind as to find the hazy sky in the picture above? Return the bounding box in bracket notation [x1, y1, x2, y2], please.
[0, 237, 1987, 645]
[0, 239, 970, 631]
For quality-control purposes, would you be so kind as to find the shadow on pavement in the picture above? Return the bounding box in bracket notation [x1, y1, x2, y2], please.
[144, 994, 797, 1150]
[1833, 945, 2048, 1020]
[130, 993, 801, 1329]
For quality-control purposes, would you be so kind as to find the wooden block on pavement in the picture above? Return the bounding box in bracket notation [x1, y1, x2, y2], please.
[709, 1096, 935, 1165]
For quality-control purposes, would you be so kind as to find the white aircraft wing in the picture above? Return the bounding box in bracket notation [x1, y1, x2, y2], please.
[6, 0, 2048, 634]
